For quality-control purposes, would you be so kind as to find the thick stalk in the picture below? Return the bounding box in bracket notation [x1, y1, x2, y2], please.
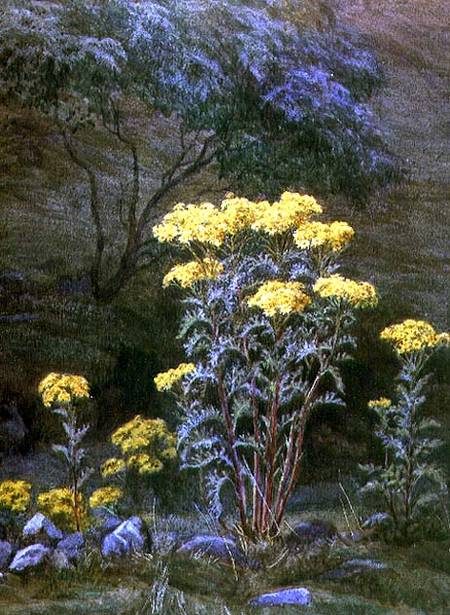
[260, 379, 281, 535]
[217, 373, 249, 534]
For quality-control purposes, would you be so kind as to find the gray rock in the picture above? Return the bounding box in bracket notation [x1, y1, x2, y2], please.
[23, 513, 63, 543]
[92, 508, 122, 534]
[288, 520, 337, 547]
[50, 549, 72, 571]
[320, 558, 387, 580]
[0, 541, 13, 569]
[249, 587, 312, 607]
[177, 535, 249, 567]
[102, 516, 144, 558]
[9, 544, 50, 572]
[56, 532, 84, 561]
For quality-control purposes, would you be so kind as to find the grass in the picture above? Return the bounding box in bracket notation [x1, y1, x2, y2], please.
[1, 512, 449, 614]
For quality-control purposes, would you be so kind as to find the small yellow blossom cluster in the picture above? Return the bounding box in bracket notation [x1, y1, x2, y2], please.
[102, 415, 177, 477]
[368, 397, 392, 410]
[153, 201, 228, 246]
[247, 280, 311, 318]
[163, 258, 224, 288]
[380, 319, 450, 355]
[89, 486, 123, 509]
[294, 220, 355, 252]
[220, 195, 262, 235]
[38, 372, 90, 407]
[38, 488, 86, 531]
[100, 457, 126, 478]
[314, 274, 378, 308]
[251, 192, 323, 235]
[127, 454, 163, 474]
[0, 480, 32, 514]
[154, 362, 195, 391]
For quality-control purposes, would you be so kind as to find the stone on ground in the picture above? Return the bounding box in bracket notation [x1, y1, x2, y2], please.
[102, 516, 145, 558]
[248, 587, 313, 607]
[23, 513, 63, 543]
[9, 544, 51, 572]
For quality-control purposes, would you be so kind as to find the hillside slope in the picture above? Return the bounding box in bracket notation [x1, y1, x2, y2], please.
[332, 0, 449, 327]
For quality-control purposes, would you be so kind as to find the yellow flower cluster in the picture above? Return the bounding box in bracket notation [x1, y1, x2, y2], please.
[163, 258, 224, 288]
[89, 486, 123, 509]
[220, 195, 262, 235]
[38, 372, 90, 407]
[153, 192, 323, 245]
[127, 454, 163, 475]
[38, 488, 86, 531]
[100, 457, 126, 478]
[0, 480, 32, 513]
[154, 362, 195, 391]
[153, 201, 228, 246]
[293, 220, 355, 252]
[368, 397, 392, 409]
[380, 319, 450, 355]
[247, 280, 311, 318]
[108, 415, 177, 476]
[112, 415, 176, 454]
[251, 192, 323, 235]
[313, 274, 378, 308]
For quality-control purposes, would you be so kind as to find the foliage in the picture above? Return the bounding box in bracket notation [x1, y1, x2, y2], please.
[89, 486, 123, 511]
[100, 415, 177, 508]
[0, 479, 31, 537]
[153, 190, 378, 538]
[0, 0, 397, 301]
[38, 487, 88, 532]
[38, 372, 93, 531]
[360, 319, 449, 542]
[0, 479, 31, 514]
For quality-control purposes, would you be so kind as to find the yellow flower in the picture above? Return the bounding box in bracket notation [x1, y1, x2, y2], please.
[111, 415, 176, 454]
[380, 319, 449, 355]
[220, 195, 264, 235]
[247, 280, 311, 318]
[153, 192, 323, 245]
[38, 488, 86, 531]
[251, 192, 323, 235]
[100, 457, 126, 478]
[368, 397, 392, 409]
[38, 372, 90, 408]
[154, 363, 195, 392]
[313, 274, 378, 308]
[153, 202, 228, 247]
[294, 220, 354, 252]
[0, 480, 32, 513]
[163, 258, 224, 288]
[89, 486, 123, 509]
[127, 454, 163, 475]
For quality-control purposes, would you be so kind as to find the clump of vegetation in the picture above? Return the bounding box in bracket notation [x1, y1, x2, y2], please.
[0, 479, 31, 538]
[38, 372, 92, 531]
[37, 486, 88, 532]
[89, 486, 123, 513]
[100, 415, 177, 509]
[360, 320, 449, 542]
[153, 190, 379, 539]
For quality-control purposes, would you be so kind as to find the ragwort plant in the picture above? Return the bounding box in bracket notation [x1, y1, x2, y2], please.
[38, 372, 92, 531]
[153, 191, 378, 539]
[360, 320, 449, 542]
[100, 415, 177, 510]
[0, 479, 32, 538]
